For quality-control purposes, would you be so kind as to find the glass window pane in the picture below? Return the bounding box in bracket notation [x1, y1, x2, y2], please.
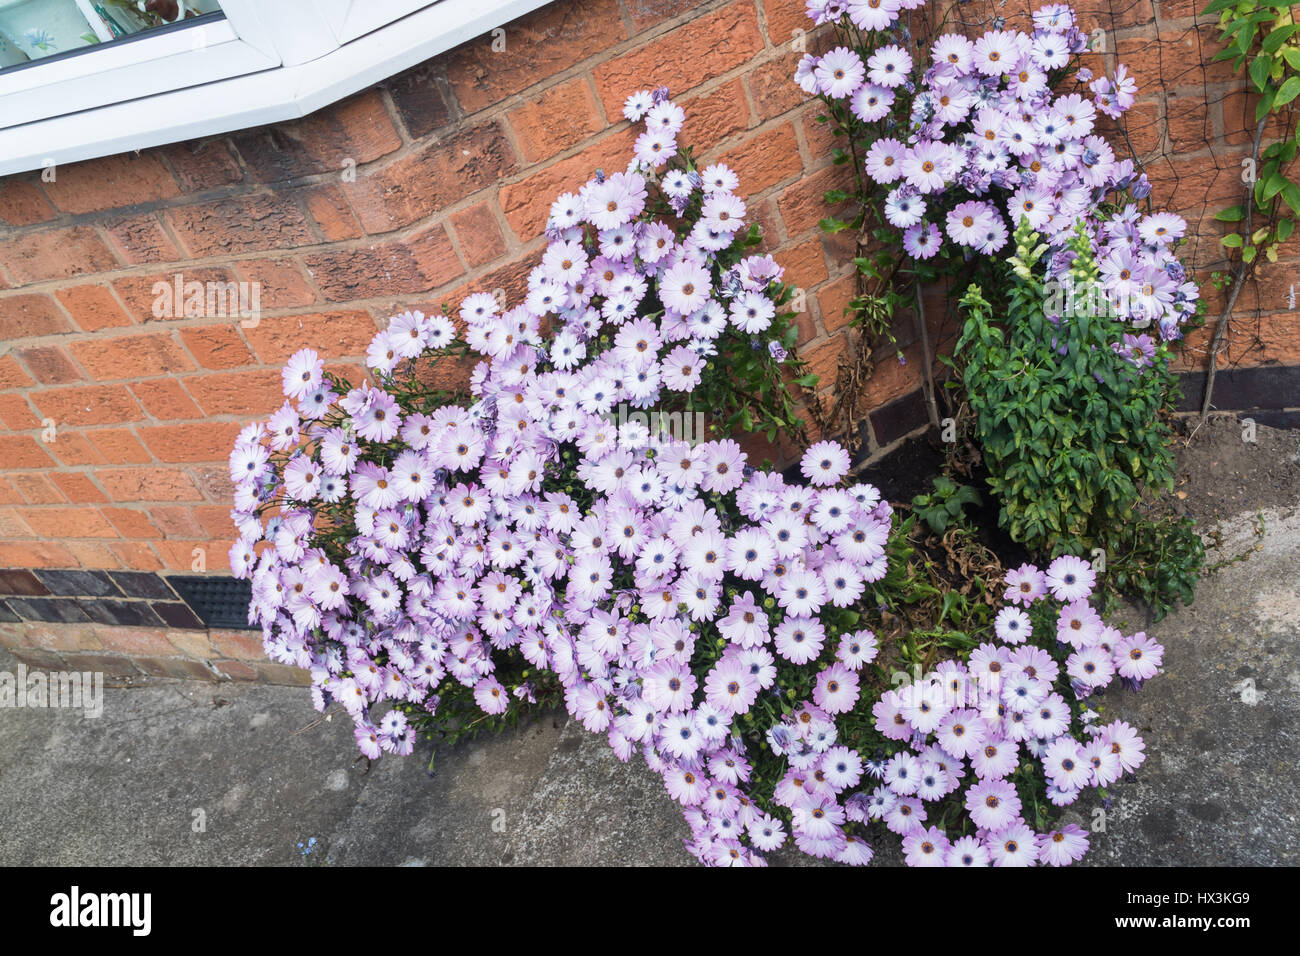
[0, 0, 223, 70]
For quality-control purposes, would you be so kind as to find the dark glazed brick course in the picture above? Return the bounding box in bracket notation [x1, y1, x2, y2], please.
[0, 569, 49, 596]
[33, 569, 121, 598]
[109, 570, 178, 601]
[6, 596, 93, 624]
[869, 390, 929, 448]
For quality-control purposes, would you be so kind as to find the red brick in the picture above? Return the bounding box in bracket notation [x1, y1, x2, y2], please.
[444, 0, 627, 113]
[0, 508, 31, 538]
[0, 393, 42, 430]
[0, 180, 54, 226]
[625, 0, 705, 31]
[779, 236, 830, 295]
[0, 477, 21, 504]
[778, 161, 854, 236]
[747, 50, 807, 123]
[211, 628, 267, 660]
[9, 474, 64, 504]
[192, 504, 236, 538]
[32, 384, 143, 427]
[63, 541, 121, 569]
[99, 468, 203, 503]
[159, 138, 244, 192]
[499, 127, 637, 239]
[232, 258, 317, 309]
[183, 369, 286, 417]
[48, 472, 108, 504]
[15, 345, 85, 385]
[1222, 86, 1291, 148]
[592, 2, 764, 117]
[303, 228, 463, 301]
[0, 227, 120, 285]
[1095, 101, 1161, 160]
[86, 429, 152, 465]
[450, 202, 509, 267]
[178, 324, 255, 370]
[680, 78, 752, 147]
[507, 77, 605, 163]
[130, 379, 204, 421]
[25, 623, 102, 652]
[19, 506, 118, 538]
[138, 422, 243, 463]
[817, 272, 857, 333]
[43, 153, 180, 214]
[342, 121, 517, 233]
[303, 184, 365, 241]
[189, 463, 235, 504]
[112, 266, 238, 321]
[1116, 28, 1236, 95]
[154, 539, 228, 572]
[1068, 0, 1155, 29]
[165, 194, 314, 258]
[0, 293, 72, 338]
[109, 540, 163, 570]
[215, 660, 258, 681]
[101, 506, 162, 539]
[762, 0, 815, 42]
[0, 541, 77, 567]
[104, 213, 181, 265]
[231, 90, 402, 183]
[0, 354, 33, 390]
[96, 627, 176, 656]
[713, 123, 803, 193]
[0, 434, 56, 468]
[46, 430, 106, 467]
[54, 284, 133, 332]
[242, 310, 379, 363]
[68, 332, 194, 381]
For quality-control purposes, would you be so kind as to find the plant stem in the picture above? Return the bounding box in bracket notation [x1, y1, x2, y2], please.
[1200, 116, 1267, 421]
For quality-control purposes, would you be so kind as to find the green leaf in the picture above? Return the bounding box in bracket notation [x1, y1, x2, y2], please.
[1278, 217, 1294, 242]
[1214, 204, 1247, 222]
[1263, 170, 1289, 201]
[1278, 75, 1300, 107]
[819, 217, 850, 234]
[1263, 24, 1300, 54]
[1250, 54, 1274, 92]
[1221, 232, 1244, 248]
[1283, 181, 1300, 212]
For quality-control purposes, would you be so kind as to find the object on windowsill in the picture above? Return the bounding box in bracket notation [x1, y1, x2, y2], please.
[0, 0, 101, 61]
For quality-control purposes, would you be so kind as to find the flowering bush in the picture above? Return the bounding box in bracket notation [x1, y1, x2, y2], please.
[794, 1, 1206, 613]
[796, 0, 1199, 340]
[229, 91, 1162, 866]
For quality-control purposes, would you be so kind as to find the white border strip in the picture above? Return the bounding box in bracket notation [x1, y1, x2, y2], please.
[0, 0, 551, 177]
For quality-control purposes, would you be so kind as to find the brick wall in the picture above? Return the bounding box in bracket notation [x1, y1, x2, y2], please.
[0, 0, 1295, 680]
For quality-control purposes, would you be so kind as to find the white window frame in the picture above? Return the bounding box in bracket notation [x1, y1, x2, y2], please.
[0, 0, 552, 177]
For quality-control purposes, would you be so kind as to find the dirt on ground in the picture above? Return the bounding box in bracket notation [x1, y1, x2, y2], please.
[1169, 415, 1300, 523]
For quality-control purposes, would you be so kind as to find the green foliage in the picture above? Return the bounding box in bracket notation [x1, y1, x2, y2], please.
[910, 476, 983, 535]
[1205, 0, 1300, 265]
[957, 220, 1203, 616]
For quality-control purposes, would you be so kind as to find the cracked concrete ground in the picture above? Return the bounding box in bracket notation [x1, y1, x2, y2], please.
[0, 505, 1296, 866]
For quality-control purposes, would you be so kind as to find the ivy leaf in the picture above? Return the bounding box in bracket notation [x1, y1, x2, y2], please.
[1214, 204, 1247, 222]
[1221, 232, 1244, 248]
